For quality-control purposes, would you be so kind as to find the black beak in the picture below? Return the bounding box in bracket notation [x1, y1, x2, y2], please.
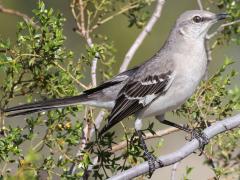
[216, 13, 228, 21]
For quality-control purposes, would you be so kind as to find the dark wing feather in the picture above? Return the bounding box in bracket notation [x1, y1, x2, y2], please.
[99, 71, 173, 135]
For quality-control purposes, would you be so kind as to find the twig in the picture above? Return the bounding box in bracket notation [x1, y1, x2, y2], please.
[205, 19, 240, 63]
[53, 62, 88, 89]
[108, 113, 240, 180]
[70, 0, 82, 33]
[119, 0, 165, 73]
[197, 0, 203, 10]
[91, 4, 139, 31]
[71, 0, 99, 87]
[0, 4, 36, 26]
[109, 127, 179, 153]
[171, 162, 181, 180]
[86, 37, 99, 88]
[78, 0, 86, 36]
[207, 19, 240, 40]
[90, 110, 106, 137]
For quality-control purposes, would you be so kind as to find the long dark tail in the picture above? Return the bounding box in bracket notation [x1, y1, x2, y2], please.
[4, 94, 89, 117]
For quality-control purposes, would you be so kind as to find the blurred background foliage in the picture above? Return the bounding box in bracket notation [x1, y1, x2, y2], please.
[0, 0, 239, 179]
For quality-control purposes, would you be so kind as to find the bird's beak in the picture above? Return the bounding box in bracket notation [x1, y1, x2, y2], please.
[216, 13, 228, 21]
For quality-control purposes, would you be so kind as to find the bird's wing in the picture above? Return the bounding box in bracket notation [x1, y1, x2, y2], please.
[100, 69, 174, 134]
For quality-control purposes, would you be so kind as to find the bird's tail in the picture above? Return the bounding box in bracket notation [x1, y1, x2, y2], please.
[4, 94, 89, 117]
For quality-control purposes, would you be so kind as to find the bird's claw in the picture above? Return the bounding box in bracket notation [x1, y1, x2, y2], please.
[190, 129, 209, 155]
[144, 151, 163, 178]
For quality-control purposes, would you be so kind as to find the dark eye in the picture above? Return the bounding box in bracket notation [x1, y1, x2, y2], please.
[192, 16, 203, 23]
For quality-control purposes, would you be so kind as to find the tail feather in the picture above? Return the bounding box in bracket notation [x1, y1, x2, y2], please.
[5, 94, 89, 117]
[98, 122, 116, 137]
[7, 109, 48, 117]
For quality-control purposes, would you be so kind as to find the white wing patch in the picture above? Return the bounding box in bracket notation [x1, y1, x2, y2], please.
[139, 94, 157, 105]
[124, 93, 157, 106]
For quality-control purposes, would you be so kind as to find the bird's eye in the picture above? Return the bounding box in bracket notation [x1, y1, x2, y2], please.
[192, 16, 203, 23]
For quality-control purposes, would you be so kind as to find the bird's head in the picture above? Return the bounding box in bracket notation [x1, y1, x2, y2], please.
[175, 10, 228, 39]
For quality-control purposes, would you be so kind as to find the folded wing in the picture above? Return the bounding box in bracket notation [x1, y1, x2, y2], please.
[100, 70, 173, 134]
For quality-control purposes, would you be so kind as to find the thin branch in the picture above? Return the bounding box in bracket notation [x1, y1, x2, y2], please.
[0, 4, 36, 26]
[171, 162, 181, 180]
[78, 0, 86, 36]
[53, 62, 88, 89]
[205, 19, 240, 63]
[119, 0, 165, 73]
[91, 4, 139, 31]
[109, 127, 179, 153]
[90, 110, 106, 137]
[86, 37, 99, 87]
[206, 19, 240, 40]
[71, 0, 82, 33]
[197, 0, 203, 10]
[71, 0, 99, 87]
[108, 113, 240, 180]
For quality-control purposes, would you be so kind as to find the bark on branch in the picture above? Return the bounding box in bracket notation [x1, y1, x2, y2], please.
[108, 113, 240, 180]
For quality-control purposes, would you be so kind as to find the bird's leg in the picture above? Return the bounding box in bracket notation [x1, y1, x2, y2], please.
[155, 115, 209, 154]
[159, 119, 192, 133]
[136, 130, 163, 177]
[135, 118, 163, 177]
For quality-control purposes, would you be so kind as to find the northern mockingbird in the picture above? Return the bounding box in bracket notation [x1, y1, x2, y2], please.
[5, 10, 227, 175]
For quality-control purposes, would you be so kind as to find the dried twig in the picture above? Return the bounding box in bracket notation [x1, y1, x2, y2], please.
[91, 4, 139, 31]
[73, 2, 98, 88]
[197, 0, 203, 10]
[108, 113, 240, 180]
[0, 4, 36, 27]
[119, 0, 165, 73]
[71, 0, 99, 87]
[171, 162, 181, 180]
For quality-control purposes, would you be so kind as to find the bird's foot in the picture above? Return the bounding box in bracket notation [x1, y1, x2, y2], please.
[144, 151, 163, 178]
[190, 128, 209, 155]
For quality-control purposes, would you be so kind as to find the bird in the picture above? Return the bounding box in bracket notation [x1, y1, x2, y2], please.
[4, 10, 227, 175]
